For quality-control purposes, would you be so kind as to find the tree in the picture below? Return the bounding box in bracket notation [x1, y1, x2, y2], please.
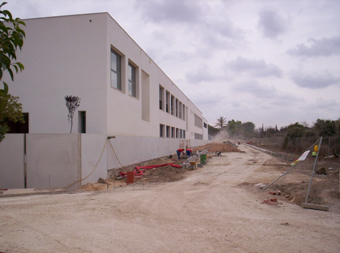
[314, 119, 337, 137]
[0, 2, 25, 88]
[65, 95, 81, 133]
[226, 119, 242, 137]
[0, 2, 25, 142]
[286, 122, 305, 138]
[0, 91, 24, 141]
[215, 116, 227, 129]
[242, 121, 255, 137]
[208, 124, 219, 136]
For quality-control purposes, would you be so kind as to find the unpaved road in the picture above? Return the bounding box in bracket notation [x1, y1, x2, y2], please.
[1, 145, 339, 252]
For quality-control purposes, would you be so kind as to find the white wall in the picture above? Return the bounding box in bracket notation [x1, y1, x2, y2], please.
[81, 134, 108, 184]
[0, 133, 210, 190]
[0, 134, 25, 189]
[4, 12, 208, 141]
[104, 14, 207, 140]
[3, 13, 108, 134]
[26, 134, 81, 190]
[107, 135, 210, 170]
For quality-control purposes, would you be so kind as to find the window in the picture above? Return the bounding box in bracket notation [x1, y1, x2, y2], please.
[179, 102, 182, 119]
[111, 49, 121, 90]
[175, 99, 178, 117]
[195, 133, 203, 140]
[128, 63, 136, 97]
[194, 114, 203, 129]
[180, 129, 182, 138]
[183, 130, 186, 139]
[176, 128, 179, 138]
[204, 123, 207, 128]
[166, 125, 170, 138]
[171, 127, 175, 138]
[159, 86, 164, 110]
[6, 113, 29, 133]
[166, 91, 170, 113]
[160, 124, 165, 137]
[78, 111, 86, 133]
[171, 95, 174, 115]
[182, 104, 185, 120]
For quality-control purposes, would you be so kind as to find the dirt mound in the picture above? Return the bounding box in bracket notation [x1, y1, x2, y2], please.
[80, 182, 107, 191]
[143, 165, 186, 183]
[80, 179, 126, 191]
[247, 145, 340, 210]
[193, 142, 240, 153]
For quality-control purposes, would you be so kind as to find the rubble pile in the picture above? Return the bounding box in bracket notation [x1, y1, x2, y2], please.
[193, 142, 240, 153]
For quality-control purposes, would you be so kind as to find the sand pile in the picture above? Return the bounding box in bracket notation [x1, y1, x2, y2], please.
[143, 165, 186, 183]
[193, 143, 240, 153]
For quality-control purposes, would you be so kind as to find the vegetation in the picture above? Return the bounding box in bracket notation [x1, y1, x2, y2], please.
[210, 116, 340, 139]
[214, 116, 227, 129]
[0, 92, 24, 141]
[209, 116, 340, 155]
[0, 2, 25, 87]
[65, 95, 81, 133]
[0, 2, 26, 142]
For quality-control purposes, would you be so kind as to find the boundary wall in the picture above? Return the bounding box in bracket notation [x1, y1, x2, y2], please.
[0, 134, 210, 190]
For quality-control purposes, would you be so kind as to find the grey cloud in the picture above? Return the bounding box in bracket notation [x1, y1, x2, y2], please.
[205, 17, 244, 40]
[228, 57, 283, 77]
[185, 66, 216, 83]
[232, 80, 300, 107]
[287, 36, 340, 57]
[290, 70, 340, 89]
[258, 8, 288, 39]
[134, 0, 201, 23]
[232, 80, 276, 98]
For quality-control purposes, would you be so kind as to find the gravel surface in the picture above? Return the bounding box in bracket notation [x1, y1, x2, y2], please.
[0, 144, 339, 252]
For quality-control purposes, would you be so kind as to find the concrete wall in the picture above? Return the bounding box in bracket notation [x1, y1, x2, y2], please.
[26, 134, 81, 190]
[0, 133, 210, 189]
[107, 135, 210, 170]
[105, 14, 205, 139]
[3, 12, 208, 141]
[81, 134, 108, 184]
[0, 134, 25, 189]
[3, 13, 108, 134]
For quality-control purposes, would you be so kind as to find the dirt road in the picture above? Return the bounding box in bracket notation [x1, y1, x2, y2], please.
[1, 145, 339, 252]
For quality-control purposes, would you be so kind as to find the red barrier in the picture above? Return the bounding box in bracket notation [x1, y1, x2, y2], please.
[120, 163, 181, 178]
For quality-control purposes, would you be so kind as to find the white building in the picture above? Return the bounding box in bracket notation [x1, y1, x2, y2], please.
[0, 13, 210, 190]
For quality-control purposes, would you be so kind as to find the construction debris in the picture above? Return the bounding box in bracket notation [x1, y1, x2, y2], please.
[261, 198, 282, 205]
[119, 163, 182, 179]
[301, 203, 329, 211]
[269, 191, 281, 195]
[254, 183, 266, 189]
[193, 143, 240, 153]
[315, 167, 328, 175]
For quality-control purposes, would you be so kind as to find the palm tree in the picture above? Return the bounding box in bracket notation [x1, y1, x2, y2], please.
[215, 116, 227, 129]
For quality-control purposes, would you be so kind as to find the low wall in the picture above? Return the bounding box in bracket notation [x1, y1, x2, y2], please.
[107, 136, 210, 171]
[81, 134, 108, 185]
[0, 134, 25, 189]
[0, 133, 210, 189]
[26, 134, 81, 190]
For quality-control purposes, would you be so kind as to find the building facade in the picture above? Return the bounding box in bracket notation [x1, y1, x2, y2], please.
[5, 12, 208, 140]
[0, 13, 210, 190]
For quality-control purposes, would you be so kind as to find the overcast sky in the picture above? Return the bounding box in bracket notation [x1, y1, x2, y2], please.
[8, 0, 340, 129]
